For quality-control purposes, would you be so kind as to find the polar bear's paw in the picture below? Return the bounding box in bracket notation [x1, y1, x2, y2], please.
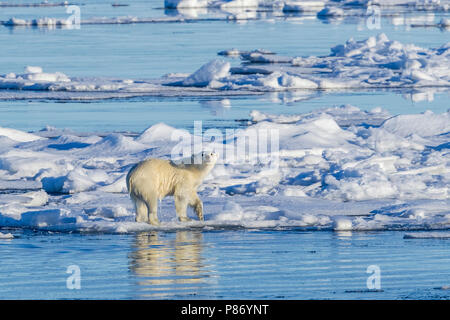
[149, 217, 160, 226]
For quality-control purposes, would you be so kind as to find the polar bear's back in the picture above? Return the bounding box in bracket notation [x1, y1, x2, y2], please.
[127, 158, 181, 200]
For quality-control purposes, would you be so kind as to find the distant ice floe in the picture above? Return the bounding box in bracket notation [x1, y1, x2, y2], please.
[161, 0, 450, 20]
[408, 17, 450, 30]
[1, 0, 449, 28]
[3, 17, 75, 27]
[218, 33, 450, 90]
[1, 34, 449, 101]
[163, 0, 450, 10]
[404, 232, 450, 238]
[0, 1, 72, 7]
[0, 104, 448, 233]
[0, 16, 203, 28]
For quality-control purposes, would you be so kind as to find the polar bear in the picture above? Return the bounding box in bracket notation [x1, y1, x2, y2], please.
[126, 151, 217, 225]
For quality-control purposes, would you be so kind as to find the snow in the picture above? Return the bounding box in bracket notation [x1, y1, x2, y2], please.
[0, 66, 70, 91]
[165, 0, 208, 8]
[0, 127, 44, 143]
[381, 111, 450, 137]
[180, 59, 231, 87]
[332, 217, 353, 231]
[0, 104, 448, 233]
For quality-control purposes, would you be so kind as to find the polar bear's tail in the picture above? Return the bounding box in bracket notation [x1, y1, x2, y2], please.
[126, 163, 138, 195]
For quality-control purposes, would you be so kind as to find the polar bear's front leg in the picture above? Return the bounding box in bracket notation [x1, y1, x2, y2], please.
[175, 195, 191, 222]
[189, 193, 204, 221]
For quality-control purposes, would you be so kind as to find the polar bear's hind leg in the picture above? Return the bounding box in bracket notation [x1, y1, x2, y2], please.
[132, 195, 149, 223]
[143, 194, 160, 226]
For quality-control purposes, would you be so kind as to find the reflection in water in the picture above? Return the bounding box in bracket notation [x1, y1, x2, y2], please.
[129, 231, 215, 298]
[200, 98, 231, 116]
[164, 4, 450, 32]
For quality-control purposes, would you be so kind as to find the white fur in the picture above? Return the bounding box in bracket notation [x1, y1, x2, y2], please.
[126, 151, 217, 225]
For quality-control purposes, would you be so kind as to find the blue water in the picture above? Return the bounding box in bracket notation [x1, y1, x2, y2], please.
[0, 229, 449, 299]
[0, 90, 449, 133]
[0, 1, 449, 133]
[0, 1, 449, 300]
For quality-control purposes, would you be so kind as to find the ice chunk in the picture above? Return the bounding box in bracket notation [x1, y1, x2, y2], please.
[333, 217, 353, 231]
[20, 209, 69, 228]
[404, 232, 450, 239]
[381, 111, 450, 137]
[181, 59, 230, 87]
[0, 232, 14, 239]
[25, 66, 43, 74]
[164, 0, 207, 8]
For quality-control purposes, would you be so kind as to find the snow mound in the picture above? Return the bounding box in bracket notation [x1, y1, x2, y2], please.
[0, 127, 44, 143]
[181, 59, 230, 87]
[137, 123, 179, 144]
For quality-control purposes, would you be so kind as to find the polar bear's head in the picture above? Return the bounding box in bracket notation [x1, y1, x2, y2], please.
[200, 151, 218, 165]
[190, 151, 218, 166]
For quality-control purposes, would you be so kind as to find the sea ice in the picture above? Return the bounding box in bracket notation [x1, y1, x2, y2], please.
[0, 104, 448, 233]
[0, 232, 13, 239]
[179, 59, 231, 87]
[2, 34, 448, 99]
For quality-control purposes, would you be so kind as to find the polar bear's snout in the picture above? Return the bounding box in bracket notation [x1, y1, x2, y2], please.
[202, 151, 218, 164]
[126, 152, 217, 226]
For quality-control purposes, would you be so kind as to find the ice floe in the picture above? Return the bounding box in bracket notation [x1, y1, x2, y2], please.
[0, 1, 72, 7]
[1, 34, 449, 102]
[223, 33, 450, 90]
[162, 0, 450, 10]
[0, 231, 14, 239]
[178, 59, 231, 87]
[0, 104, 448, 232]
[1, 0, 448, 29]
[404, 231, 450, 238]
